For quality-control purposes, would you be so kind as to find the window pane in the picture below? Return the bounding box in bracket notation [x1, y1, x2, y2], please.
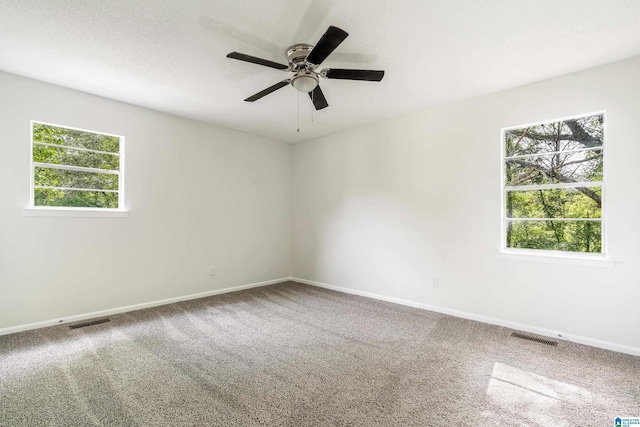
[34, 167, 118, 190]
[506, 187, 601, 219]
[506, 220, 601, 253]
[33, 123, 119, 153]
[505, 114, 603, 157]
[35, 188, 118, 208]
[505, 149, 602, 186]
[33, 145, 119, 171]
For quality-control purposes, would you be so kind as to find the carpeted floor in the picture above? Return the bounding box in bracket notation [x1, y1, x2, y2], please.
[1, 281, 638, 426]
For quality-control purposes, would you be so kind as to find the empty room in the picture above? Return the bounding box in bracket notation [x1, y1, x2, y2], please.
[1, 1, 639, 426]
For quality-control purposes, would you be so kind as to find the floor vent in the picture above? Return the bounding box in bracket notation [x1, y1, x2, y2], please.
[68, 318, 111, 330]
[511, 331, 558, 347]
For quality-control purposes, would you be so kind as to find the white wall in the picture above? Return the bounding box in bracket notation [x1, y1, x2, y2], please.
[0, 71, 292, 330]
[3, 56, 639, 353]
[292, 57, 640, 352]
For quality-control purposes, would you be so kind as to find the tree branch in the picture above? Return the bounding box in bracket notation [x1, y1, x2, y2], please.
[507, 158, 601, 207]
[564, 119, 601, 148]
[506, 119, 602, 149]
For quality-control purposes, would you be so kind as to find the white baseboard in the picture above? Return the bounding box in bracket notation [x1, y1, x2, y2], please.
[292, 277, 640, 357]
[0, 277, 292, 337]
[5, 276, 638, 357]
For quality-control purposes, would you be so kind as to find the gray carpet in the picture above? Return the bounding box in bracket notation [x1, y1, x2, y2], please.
[1, 281, 638, 426]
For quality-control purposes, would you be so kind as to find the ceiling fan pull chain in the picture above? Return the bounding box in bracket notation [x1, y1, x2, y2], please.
[311, 90, 314, 123]
[297, 91, 300, 133]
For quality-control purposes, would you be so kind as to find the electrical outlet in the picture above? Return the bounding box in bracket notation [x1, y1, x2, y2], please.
[432, 277, 438, 288]
[209, 266, 216, 276]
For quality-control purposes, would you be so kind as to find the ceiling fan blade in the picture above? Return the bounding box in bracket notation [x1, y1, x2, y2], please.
[227, 52, 288, 70]
[245, 80, 291, 102]
[323, 69, 385, 81]
[308, 86, 329, 110]
[305, 26, 349, 66]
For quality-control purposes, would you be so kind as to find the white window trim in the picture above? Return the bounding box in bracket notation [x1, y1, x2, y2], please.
[33, 161, 120, 175]
[34, 186, 119, 193]
[23, 207, 128, 218]
[505, 145, 602, 160]
[28, 120, 128, 217]
[506, 218, 601, 222]
[505, 181, 603, 192]
[498, 111, 610, 265]
[496, 249, 614, 268]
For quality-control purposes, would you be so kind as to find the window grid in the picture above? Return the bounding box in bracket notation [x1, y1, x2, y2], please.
[30, 121, 124, 210]
[501, 112, 605, 255]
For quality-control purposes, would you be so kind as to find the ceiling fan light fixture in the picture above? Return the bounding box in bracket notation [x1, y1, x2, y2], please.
[291, 73, 319, 93]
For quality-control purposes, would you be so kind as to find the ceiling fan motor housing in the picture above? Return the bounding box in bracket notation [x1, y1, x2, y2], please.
[286, 44, 314, 71]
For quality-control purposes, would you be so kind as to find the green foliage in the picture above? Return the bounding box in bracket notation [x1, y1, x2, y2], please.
[33, 145, 119, 170]
[33, 122, 119, 152]
[508, 221, 601, 253]
[35, 189, 118, 208]
[509, 188, 601, 219]
[32, 123, 120, 209]
[505, 115, 604, 253]
[34, 167, 118, 190]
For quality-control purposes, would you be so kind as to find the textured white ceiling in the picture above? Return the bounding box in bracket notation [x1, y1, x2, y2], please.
[1, 1, 640, 143]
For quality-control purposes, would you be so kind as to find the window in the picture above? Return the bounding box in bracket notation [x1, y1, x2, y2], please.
[30, 121, 124, 210]
[502, 113, 604, 255]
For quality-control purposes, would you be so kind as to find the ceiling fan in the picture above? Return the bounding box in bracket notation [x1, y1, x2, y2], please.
[226, 25, 384, 110]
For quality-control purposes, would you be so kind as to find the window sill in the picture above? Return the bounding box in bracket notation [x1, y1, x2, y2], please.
[23, 207, 129, 218]
[496, 250, 614, 268]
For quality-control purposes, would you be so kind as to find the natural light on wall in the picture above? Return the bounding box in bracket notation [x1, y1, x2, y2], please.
[27, 121, 126, 216]
[501, 113, 605, 256]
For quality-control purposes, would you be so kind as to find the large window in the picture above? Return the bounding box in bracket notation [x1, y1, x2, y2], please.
[30, 121, 124, 210]
[502, 113, 604, 254]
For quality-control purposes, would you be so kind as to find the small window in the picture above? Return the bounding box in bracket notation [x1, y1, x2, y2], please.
[502, 113, 604, 254]
[30, 121, 124, 210]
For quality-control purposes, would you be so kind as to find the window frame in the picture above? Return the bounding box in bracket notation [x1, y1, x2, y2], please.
[499, 111, 608, 261]
[25, 120, 128, 217]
